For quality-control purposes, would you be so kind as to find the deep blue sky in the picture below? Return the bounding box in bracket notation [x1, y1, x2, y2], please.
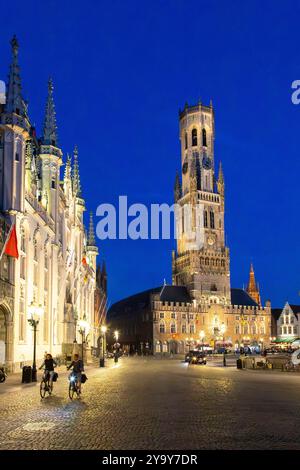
[1, 0, 300, 308]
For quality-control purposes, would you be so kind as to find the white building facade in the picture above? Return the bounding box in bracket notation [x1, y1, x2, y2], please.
[0, 37, 98, 371]
[276, 302, 300, 342]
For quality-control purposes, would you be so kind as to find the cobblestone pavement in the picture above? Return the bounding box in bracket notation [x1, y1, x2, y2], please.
[1, 357, 300, 450]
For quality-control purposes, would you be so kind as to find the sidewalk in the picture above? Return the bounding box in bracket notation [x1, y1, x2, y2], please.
[0, 360, 113, 395]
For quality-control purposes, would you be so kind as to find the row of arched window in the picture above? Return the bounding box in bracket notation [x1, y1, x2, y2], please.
[159, 322, 195, 334]
[235, 324, 265, 335]
[200, 257, 225, 267]
[185, 128, 207, 148]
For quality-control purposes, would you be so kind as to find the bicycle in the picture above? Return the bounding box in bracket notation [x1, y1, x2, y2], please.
[40, 371, 53, 398]
[68, 373, 81, 400]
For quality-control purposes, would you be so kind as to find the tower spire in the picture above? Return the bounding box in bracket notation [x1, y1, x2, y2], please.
[246, 263, 261, 306]
[217, 161, 224, 196]
[72, 145, 82, 197]
[43, 78, 58, 146]
[6, 35, 27, 117]
[64, 153, 72, 181]
[87, 211, 96, 246]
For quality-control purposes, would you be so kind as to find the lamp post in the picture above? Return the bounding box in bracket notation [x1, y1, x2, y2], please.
[27, 302, 43, 382]
[78, 318, 90, 365]
[73, 309, 78, 344]
[113, 330, 120, 363]
[100, 325, 107, 368]
[220, 323, 226, 366]
[259, 337, 264, 355]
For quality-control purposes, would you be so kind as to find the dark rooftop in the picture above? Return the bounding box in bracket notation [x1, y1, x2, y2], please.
[108, 285, 259, 319]
[230, 288, 258, 307]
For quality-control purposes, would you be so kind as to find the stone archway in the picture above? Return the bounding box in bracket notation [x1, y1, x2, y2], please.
[0, 303, 13, 370]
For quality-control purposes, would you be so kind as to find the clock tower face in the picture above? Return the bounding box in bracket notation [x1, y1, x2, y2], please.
[202, 155, 212, 170]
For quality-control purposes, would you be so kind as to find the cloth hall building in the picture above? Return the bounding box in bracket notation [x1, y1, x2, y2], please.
[0, 37, 99, 371]
[108, 102, 272, 354]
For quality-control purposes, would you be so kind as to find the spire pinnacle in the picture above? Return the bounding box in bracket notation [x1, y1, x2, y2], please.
[174, 171, 182, 202]
[6, 35, 27, 117]
[246, 263, 261, 306]
[217, 161, 224, 195]
[72, 146, 82, 197]
[42, 77, 58, 146]
[87, 211, 96, 246]
[64, 153, 72, 180]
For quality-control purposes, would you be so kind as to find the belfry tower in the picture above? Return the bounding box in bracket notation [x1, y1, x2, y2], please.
[172, 102, 231, 305]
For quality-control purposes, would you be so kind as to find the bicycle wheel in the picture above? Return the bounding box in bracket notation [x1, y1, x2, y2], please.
[69, 382, 75, 400]
[40, 380, 47, 399]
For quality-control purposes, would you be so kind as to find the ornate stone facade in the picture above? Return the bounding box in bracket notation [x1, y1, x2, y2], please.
[0, 37, 99, 371]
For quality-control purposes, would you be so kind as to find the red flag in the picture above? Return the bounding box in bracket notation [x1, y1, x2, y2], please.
[82, 257, 87, 266]
[4, 224, 19, 259]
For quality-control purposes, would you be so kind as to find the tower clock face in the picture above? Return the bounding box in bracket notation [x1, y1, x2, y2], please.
[202, 156, 212, 170]
[207, 235, 215, 246]
[182, 158, 188, 174]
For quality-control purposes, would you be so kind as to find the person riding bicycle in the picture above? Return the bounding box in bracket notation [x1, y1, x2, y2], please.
[67, 354, 84, 393]
[39, 353, 57, 389]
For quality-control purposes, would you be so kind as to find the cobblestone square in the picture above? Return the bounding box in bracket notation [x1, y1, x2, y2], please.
[1, 357, 300, 450]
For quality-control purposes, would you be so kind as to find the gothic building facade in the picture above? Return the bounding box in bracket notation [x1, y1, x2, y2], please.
[108, 102, 272, 354]
[0, 37, 99, 370]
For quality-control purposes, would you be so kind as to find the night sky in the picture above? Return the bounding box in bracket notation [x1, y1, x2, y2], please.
[1, 0, 300, 308]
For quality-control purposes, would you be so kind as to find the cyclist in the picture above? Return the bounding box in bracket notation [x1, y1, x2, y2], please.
[39, 353, 57, 391]
[67, 353, 84, 393]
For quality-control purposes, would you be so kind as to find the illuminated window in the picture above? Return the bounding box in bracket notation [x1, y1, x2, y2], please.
[170, 323, 176, 334]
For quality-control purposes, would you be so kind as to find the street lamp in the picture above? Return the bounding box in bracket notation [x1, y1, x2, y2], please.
[100, 325, 107, 368]
[113, 330, 120, 363]
[78, 318, 90, 365]
[259, 337, 264, 354]
[220, 323, 226, 366]
[73, 309, 78, 344]
[27, 302, 43, 382]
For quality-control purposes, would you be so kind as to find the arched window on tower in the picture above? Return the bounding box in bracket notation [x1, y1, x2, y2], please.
[210, 211, 215, 229]
[184, 132, 188, 149]
[204, 210, 208, 228]
[202, 128, 207, 147]
[192, 129, 197, 147]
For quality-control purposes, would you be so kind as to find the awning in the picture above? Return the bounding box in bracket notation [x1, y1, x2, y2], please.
[274, 337, 296, 344]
